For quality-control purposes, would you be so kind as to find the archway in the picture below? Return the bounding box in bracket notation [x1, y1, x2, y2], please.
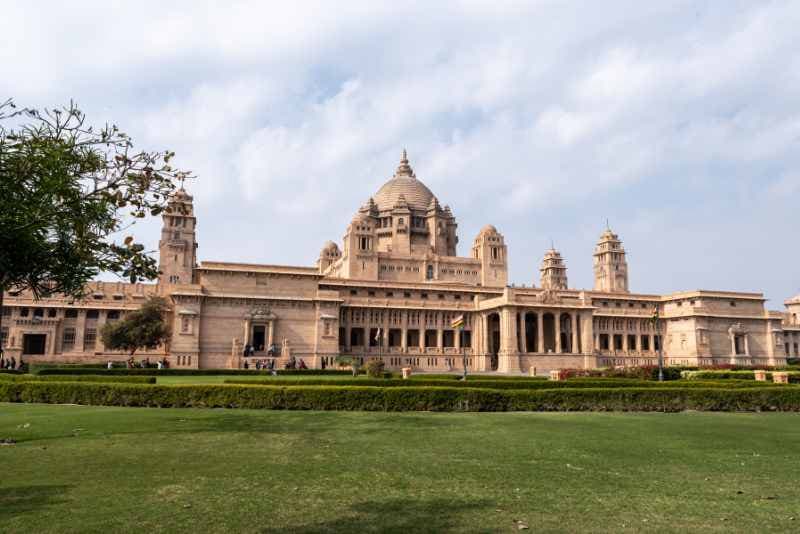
[559, 313, 572, 354]
[524, 313, 537, 353]
[543, 313, 556, 353]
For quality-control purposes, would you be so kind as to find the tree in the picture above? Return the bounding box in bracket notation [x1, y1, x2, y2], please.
[0, 98, 191, 356]
[101, 296, 171, 358]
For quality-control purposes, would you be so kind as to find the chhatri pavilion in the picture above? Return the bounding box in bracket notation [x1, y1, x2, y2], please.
[2, 151, 799, 373]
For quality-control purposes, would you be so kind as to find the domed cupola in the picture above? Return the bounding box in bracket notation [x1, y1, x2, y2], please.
[373, 150, 437, 212]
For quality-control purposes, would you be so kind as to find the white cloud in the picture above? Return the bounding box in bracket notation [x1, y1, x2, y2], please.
[2, 0, 799, 304]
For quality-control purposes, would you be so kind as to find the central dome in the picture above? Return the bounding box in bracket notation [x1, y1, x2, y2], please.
[373, 150, 436, 211]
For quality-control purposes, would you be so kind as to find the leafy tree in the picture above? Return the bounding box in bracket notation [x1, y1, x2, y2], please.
[101, 296, 171, 357]
[0, 98, 191, 355]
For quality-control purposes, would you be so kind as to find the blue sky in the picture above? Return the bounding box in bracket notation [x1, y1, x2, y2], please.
[2, 1, 798, 308]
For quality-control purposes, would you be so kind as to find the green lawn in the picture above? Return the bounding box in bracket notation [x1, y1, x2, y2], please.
[1, 405, 799, 533]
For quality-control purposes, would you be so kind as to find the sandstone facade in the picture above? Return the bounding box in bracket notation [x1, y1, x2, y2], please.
[2, 152, 799, 373]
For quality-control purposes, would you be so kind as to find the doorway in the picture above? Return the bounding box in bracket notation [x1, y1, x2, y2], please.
[23, 334, 46, 355]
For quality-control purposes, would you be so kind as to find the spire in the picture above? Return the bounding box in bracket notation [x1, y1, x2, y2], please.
[395, 148, 415, 178]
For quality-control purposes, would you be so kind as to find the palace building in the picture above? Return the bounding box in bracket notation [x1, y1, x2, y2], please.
[2, 151, 799, 373]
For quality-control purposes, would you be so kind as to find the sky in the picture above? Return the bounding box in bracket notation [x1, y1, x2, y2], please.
[2, 0, 798, 309]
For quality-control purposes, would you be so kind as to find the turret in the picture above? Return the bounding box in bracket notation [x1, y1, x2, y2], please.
[317, 241, 342, 274]
[158, 187, 198, 285]
[593, 225, 629, 293]
[540, 246, 568, 290]
[472, 225, 508, 288]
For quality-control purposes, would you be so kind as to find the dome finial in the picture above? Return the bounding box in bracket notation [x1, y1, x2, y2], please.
[395, 148, 415, 177]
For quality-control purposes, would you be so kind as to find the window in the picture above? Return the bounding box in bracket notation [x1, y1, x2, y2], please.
[403, 292, 411, 298]
[84, 328, 97, 350]
[93, 294, 104, 300]
[398, 218, 404, 225]
[62, 328, 76, 350]
[107, 310, 120, 320]
[368, 291, 375, 297]
[438, 294, 445, 300]
[421, 293, 428, 300]
[454, 295, 461, 300]
[615, 302, 621, 308]
[385, 292, 393, 297]
[602, 302, 608, 307]
[20, 308, 29, 317]
[113, 294, 124, 300]
[677, 301, 682, 307]
[0, 327, 7, 348]
[628, 302, 634, 308]
[65, 308, 78, 318]
[181, 316, 191, 334]
[47, 308, 56, 318]
[426, 265, 434, 280]
[730, 301, 737, 307]
[1, 307, 11, 317]
[86, 309, 99, 319]
[33, 308, 44, 318]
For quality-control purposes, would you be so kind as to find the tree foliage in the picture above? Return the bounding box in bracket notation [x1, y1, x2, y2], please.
[0, 98, 192, 297]
[101, 296, 171, 356]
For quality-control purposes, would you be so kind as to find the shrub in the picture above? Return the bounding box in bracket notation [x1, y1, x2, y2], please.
[363, 359, 386, 378]
[1, 382, 800, 412]
[684, 370, 800, 383]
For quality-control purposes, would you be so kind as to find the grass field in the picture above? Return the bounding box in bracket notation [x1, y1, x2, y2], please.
[1, 404, 799, 533]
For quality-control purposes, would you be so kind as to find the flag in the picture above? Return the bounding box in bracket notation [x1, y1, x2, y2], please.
[374, 328, 382, 341]
[450, 315, 465, 329]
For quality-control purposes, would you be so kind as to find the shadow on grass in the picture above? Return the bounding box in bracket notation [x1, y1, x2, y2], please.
[0, 485, 72, 519]
[259, 497, 495, 533]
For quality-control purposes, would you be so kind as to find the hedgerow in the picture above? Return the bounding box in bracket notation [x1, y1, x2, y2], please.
[1, 382, 799, 411]
[33, 368, 353, 377]
[0, 374, 155, 384]
[684, 370, 800, 382]
[223, 377, 786, 390]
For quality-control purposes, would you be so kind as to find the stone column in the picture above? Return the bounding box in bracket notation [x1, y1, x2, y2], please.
[649, 334, 655, 355]
[267, 320, 274, 348]
[96, 310, 107, 352]
[243, 318, 251, 347]
[744, 334, 750, 356]
[521, 312, 528, 353]
[537, 312, 544, 353]
[499, 307, 520, 372]
[623, 329, 629, 354]
[555, 312, 562, 354]
[571, 312, 578, 355]
[401, 312, 408, 353]
[345, 324, 352, 352]
[730, 333, 736, 356]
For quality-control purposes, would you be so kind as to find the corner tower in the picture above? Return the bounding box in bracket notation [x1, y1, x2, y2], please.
[158, 187, 198, 285]
[593, 225, 628, 293]
[540, 246, 568, 289]
[472, 225, 508, 288]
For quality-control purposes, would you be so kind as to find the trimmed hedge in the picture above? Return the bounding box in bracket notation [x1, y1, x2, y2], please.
[0, 374, 155, 384]
[1, 381, 800, 411]
[223, 377, 787, 390]
[33, 368, 353, 377]
[406, 374, 548, 381]
[684, 370, 800, 383]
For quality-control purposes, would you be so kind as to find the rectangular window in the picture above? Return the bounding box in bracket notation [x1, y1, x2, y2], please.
[627, 334, 637, 351]
[62, 327, 76, 350]
[181, 316, 191, 334]
[0, 327, 7, 348]
[65, 308, 78, 318]
[84, 328, 97, 350]
[2, 307, 11, 317]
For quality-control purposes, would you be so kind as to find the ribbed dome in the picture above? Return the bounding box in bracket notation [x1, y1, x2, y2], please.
[373, 150, 436, 211]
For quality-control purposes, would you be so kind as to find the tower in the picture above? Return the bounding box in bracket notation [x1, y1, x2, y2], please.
[472, 225, 508, 288]
[540, 246, 568, 290]
[317, 241, 342, 274]
[593, 225, 629, 293]
[158, 187, 198, 285]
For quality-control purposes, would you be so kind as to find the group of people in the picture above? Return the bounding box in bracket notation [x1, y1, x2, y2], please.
[241, 343, 279, 357]
[108, 357, 170, 370]
[242, 355, 308, 371]
[0, 356, 22, 371]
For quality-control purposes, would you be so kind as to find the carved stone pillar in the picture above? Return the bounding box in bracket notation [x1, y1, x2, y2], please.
[555, 312, 562, 354]
[537, 312, 544, 353]
[267, 320, 274, 349]
[571, 312, 578, 355]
